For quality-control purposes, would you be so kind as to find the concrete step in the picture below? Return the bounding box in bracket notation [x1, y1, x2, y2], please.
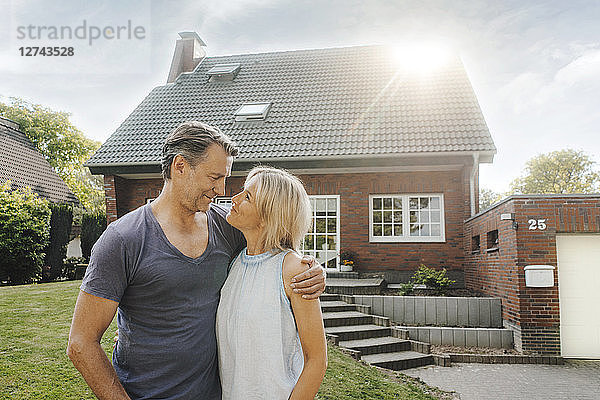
[325, 278, 386, 295]
[339, 336, 412, 355]
[320, 301, 371, 313]
[325, 324, 392, 341]
[326, 271, 360, 279]
[322, 311, 374, 327]
[362, 351, 434, 370]
[320, 293, 341, 302]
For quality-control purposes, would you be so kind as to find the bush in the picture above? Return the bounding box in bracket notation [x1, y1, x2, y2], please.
[42, 203, 73, 281]
[81, 212, 106, 262]
[410, 264, 455, 295]
[0, 182, 51, 284]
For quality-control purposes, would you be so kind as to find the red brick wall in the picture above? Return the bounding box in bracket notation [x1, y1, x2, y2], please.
[465, 195, 600, 354]
[105, 168, 473, 276]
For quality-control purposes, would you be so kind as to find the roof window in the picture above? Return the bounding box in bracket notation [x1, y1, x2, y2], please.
[207, 63, 241, 81]
[234, 102, 271, 121]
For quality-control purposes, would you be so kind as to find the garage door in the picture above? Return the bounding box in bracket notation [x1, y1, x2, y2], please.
[556, 234, 600, 358]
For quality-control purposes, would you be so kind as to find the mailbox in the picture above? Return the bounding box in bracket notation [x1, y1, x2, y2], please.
[524, 265, 555, 287]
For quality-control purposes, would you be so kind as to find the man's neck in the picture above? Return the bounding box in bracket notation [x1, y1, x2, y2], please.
[151, 186, 204, 230]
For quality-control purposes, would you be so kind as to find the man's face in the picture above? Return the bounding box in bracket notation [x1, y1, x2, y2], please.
[178, 144, 233, 212]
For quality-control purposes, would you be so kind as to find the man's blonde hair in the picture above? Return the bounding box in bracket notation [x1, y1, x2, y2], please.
[245, 166, 311, 252]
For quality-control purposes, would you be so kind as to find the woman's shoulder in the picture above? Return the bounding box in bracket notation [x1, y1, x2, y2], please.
[282, 250, 306, 281]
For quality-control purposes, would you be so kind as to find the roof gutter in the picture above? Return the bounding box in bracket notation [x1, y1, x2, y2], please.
[234, 150, 496, 163]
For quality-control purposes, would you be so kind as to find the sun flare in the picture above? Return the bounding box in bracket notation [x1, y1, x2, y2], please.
[389, 43, 453, 73]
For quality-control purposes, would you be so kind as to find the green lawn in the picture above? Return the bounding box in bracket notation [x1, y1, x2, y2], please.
[1, 281, 442, 399]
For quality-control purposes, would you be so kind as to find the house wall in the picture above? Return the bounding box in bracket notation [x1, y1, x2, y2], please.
[104, 167, 473, 279]
[464, 195, 600, 355]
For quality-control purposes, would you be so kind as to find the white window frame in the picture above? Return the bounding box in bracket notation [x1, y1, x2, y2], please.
[301, 195, 340, 270]
[369, 193, 445, 243]
[214, 197, 232, 206]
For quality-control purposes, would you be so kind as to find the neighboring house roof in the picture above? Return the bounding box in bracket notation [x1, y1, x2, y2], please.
[0, 117, 79, 205]
[87, 44, 496, 170]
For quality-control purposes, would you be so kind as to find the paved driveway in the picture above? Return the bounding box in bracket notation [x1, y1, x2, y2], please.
[404, 360, 600, 400]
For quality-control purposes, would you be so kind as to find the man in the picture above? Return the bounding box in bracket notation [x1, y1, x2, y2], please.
[67, 122, 326, 400]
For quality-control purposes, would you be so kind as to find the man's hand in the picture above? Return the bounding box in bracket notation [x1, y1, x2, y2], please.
[291, 255, 326, 300]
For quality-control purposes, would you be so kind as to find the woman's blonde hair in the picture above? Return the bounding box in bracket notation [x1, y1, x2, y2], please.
[245, 166, 311, 252]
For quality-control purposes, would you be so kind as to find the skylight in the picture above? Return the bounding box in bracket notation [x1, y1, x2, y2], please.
[234, 103, 271, 121]
[207, 63, 241, 81]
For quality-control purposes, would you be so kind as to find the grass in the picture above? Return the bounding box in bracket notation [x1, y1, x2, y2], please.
[1, 280, 442, 399]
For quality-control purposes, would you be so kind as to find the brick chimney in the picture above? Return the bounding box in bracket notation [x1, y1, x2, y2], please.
[167, 32, 207, 83]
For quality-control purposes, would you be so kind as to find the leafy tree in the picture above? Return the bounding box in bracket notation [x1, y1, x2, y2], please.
[510, 149, 600, 194]
[0, 181, 51, 284]
[479, 187, 504, 211]
[0, 97, 105, 212]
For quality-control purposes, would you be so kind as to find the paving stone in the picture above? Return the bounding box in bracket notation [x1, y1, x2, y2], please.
[436, 298, 447, 326]
[393, 297, 404, 324]
[446, 297, 458, 326]
[465, 329, 478, 347]
[468, 298, 480, 327]
[425, 298, 437, 325]
[457, 298, 469, 326]
[404, 360, 600, 400]
[415, 297, 426, 325]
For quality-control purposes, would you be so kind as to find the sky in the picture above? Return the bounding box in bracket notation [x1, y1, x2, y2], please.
[1, 0, 599, 193]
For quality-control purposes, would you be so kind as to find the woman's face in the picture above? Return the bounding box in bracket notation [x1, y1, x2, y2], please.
[226, 177, 263, 232]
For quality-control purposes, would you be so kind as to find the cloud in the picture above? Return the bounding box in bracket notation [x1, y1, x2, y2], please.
[555, 49, 600, 86]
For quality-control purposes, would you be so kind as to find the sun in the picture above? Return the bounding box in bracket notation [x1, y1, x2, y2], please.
[389, 43, 453, 74]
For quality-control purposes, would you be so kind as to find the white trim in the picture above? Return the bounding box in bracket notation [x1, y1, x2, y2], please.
[214, 197, 232, 205]
[368, 193, 446, 243]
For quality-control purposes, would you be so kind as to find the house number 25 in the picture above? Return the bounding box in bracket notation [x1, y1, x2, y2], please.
[528, 219, 547, 230]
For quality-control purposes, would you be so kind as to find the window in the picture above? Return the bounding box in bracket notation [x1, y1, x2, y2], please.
[214, 197, 232, 206]
[486, 230, 499, 252]
[369, 194, 445, 242]
[234, 103, 271, 121]
[301, 196, 339, 269]
[207, 63, 241, 81]
[472, 235, 480, 253]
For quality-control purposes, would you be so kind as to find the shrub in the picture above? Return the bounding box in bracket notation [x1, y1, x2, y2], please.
[410, 264, 455, 295]
[42, 203, 73, 281]
[0, 182, 51, 284]
[81, 212, 106, 262]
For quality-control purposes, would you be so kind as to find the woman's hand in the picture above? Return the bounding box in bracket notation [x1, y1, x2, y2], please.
[290, 256, 326, 300]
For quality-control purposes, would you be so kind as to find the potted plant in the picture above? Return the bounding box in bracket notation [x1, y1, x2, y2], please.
[339, 249, 358, 272]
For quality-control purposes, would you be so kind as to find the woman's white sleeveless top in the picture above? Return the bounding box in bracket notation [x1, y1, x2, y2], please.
[216, 248, 303, 400]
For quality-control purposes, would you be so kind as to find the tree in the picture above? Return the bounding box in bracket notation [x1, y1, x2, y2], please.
[0, 97, 105, 212]
[42, 203, 73, 281]
[510, 149, 600, 194]
[479, 188, 504, 211]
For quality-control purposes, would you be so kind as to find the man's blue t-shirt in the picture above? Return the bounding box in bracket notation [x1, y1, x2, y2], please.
[80, 203, 245, 400]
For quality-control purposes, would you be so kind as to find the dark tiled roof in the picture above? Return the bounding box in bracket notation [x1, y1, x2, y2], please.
[0, 117, 79, 205]
[87, 45, 495, 166]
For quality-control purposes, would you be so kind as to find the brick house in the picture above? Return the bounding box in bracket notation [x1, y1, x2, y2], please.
[87, 33, 496, 284]
[465, 195, 600, 357]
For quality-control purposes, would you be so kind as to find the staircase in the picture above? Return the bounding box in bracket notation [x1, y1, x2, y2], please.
[321, 293, 434, 370]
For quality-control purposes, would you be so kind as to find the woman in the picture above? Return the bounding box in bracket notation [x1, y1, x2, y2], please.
[216, 166, 327, 400]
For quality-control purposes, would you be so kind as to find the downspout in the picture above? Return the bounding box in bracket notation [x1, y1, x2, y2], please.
[470, 153, 479, 216]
